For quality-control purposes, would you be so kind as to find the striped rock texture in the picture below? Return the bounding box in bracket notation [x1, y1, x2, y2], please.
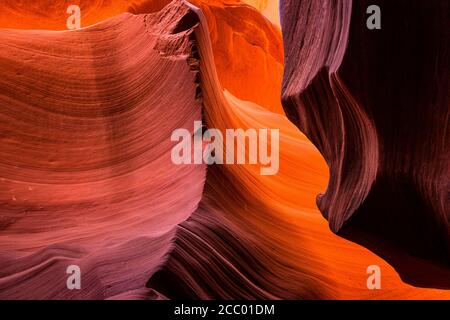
[0, 0, 448, 299]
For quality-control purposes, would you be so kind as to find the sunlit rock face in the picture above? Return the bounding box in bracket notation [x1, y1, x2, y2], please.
[242, 0, 280, 25]
[280, 0, 450, 286]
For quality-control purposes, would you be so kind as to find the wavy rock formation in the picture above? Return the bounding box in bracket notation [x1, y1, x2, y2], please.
[191, 0, 284, 113]
[0, 2, 206, 299]
[0, 0, 280, 28]
[149, 2, 450, 299]
[0, 0, 167, 30]
[0, 0, 284, 115]
[1, 0, 449, 300]
[280, 0, 450, 285]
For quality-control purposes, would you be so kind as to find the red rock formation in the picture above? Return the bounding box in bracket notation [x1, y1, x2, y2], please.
[1, 0, 449, 300]
[191, 0, 284, 113]
[0, 2, 206, 298]
[148, 2, 450, 299]
[0, 0, 168, 30]
[0, 0, 284, 114]
[280, 0, 450, 285]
